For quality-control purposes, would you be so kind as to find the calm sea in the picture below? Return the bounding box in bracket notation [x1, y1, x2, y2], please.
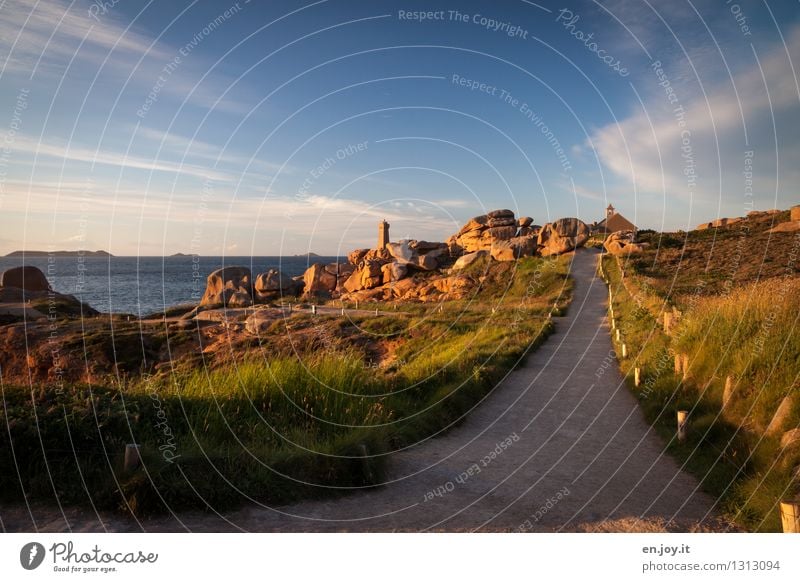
[0, 255, 343, 316]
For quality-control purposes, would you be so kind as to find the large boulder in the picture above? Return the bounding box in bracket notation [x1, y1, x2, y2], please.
[537, 218, 589, 256]
[431, 275, 472, 298]
[254, 269, 300, 302]
[491, 236, 536, 261]
[414, 254, 438, 271]
[348, 248, 369, 265]
[303, 263, 338, 298]
[456, 216, 489, 236]
[484, 225, 517, 241]
[381, 262, 408, 284]
[452, 250, 488, 270]
[603, 230, 647, 255]
[767, 221, 800, 234]
[487, 216, 516, 228]
[449, 210, 538, 254]
[386, 241, 415, 264]
[228, 291, 253, 307]
[0, 266, 50, 291]
[200, 266, 252, 307]
[410, 241, 448, 255]
[343, 259, 385, 293]
[386, 240, 441, 271]
[792, 205, 800, 222]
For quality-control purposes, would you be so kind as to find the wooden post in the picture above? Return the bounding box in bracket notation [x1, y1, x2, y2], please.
[664, 312, 672, 334]
[621, 343, 627, 358]
[767, 396, 795, 436]
[358, 443, 374, 483]
[682, 354, 690, 380]
[355, 300, 359, 310]
[375, 308, 379, 316]
[611, 318, 616, 330]
[780, 500, 800, 533]
[634, 367, 641, 387]
[341, 308, 345, 316]
[677, 411, 689, 442]
[615, 329, 620, 342]
[674, 353, 682, 375]
[311, 305, 317, 315]
[722, 376, 734, 409]
[124, 444, 141, 471]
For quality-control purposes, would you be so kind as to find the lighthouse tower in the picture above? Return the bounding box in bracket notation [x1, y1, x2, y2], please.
[378, 219, 390, 250]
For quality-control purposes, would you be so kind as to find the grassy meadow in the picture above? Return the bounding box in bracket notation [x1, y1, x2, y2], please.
[603, 251, 800, 532]
[0, 255, 572, 515]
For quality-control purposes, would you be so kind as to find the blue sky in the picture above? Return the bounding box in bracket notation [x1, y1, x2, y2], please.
[0, 0, 798, 255]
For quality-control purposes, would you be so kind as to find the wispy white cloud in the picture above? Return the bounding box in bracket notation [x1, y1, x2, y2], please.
[0, 0, 170, 77]
[11, 133, 232, 181]
[584, 23, 800, 224]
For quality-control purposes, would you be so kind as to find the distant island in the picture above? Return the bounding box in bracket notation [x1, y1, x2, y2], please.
[294, 252, 320, 257]
[5, 250, 113, 257]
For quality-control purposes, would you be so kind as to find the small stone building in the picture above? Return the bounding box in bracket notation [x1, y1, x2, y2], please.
[592, 204, 636, 234]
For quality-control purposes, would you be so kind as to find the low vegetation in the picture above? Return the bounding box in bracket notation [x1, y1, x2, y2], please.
[603, 245, 800, 532]
[0, 255, 572, 515]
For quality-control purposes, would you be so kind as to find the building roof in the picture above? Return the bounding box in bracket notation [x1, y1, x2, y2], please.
[595, 211, 636, 232]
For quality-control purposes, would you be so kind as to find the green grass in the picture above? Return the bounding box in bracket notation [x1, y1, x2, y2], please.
[1, 256, 572, 515]
[603, 254, 800, 531]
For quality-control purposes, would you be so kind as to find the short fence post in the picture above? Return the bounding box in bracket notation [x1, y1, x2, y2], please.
[611, 318, 616, 330]
[767, 396, 795, 436]
[311, 305, 317, 315]
[723, 376, 734, 409]
[634, 367, 641, 387]
[780, 500, 800, 533]
[375, 308, 378, 316]
[358, 443, 374, 483]
[682, 354, 690, 380]
[124, 444, 141, 472]
[674, 353, 682, 375]
[664, 312, 672, 334]
[615, 329, 620, 342]
[341, 308, 345, 316]
[677, 411, 689, 442]
[355, 300, 359, 310]
[621, 343, 627, 358]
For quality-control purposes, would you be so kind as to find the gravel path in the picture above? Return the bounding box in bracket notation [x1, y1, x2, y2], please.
[1, 249, 724, 532]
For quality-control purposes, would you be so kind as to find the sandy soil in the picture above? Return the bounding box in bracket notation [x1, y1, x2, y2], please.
[0, 249, 731, 532]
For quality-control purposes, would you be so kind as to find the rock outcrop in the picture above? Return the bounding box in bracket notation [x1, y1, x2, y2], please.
[452, 250, 488, 270]
[491, 237, 536, 261]
[254, 269, 301, 301]
[343, 259, 385, 293]
[302, 263, 338, 298]
[0, 266, 51, 292]
[603, 230, 647, 255]
[448, 209, 535, 255]
[200, 266, 253, 307]
[381, 262, 408, 284]
[537, 218, 589, 256]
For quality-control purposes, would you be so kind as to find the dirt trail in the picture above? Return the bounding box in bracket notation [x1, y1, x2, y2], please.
[1, 249, 725, 532]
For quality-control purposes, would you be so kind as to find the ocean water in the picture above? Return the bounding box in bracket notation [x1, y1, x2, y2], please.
[0, 255, 344, 315]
